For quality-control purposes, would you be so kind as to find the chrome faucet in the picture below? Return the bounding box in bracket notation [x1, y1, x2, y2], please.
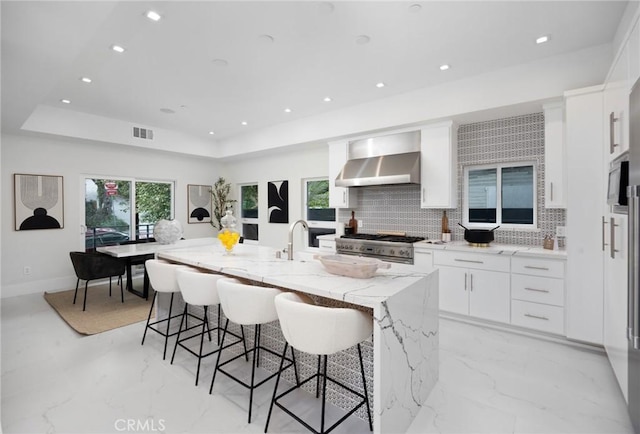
[287, 219, 309, 260]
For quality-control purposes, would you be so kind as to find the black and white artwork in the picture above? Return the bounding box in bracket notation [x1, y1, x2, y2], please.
[268, 180, 288, 223]
[187, 184, 212, 224]
[14, 174, 64, 230]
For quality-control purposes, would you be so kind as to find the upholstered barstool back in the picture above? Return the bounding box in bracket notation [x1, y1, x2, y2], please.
[176, 268, 222, 306]
[275, 292, 373, 355]
[145, 259, 184, 294]
[217, 278, 282, 325]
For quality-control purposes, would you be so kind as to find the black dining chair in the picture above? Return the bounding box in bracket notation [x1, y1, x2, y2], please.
[69, 251, 126, 311]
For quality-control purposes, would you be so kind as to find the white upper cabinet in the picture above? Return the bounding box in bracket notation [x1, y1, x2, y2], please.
[628, 20, 640, 90]
[420, 121, 457, 208]
[543, 102, 566, 208]
[328, 140, 358, 208]
[604, 43, 629, 159]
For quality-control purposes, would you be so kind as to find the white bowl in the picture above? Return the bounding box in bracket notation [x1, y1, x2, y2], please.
[314, 254, 391, 279]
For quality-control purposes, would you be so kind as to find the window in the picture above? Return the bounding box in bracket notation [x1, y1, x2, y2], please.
[464, 163, 536, 228]
[84, 177, 174, 251]
[304, 178, 336, 247]
[239, 183, 259, 241]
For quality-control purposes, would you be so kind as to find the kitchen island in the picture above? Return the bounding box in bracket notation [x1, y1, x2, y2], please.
[157, 241, 438, 434]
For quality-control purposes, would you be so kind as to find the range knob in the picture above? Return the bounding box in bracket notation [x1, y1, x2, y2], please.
[399, 249, 407, 256]
[389, 249, 395, 255]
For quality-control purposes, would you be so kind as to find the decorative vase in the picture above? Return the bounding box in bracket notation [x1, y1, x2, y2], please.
[153, 219, 183, 244]
[217, 209, 240, 254]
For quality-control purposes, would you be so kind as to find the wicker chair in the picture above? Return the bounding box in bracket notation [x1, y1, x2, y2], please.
[69, 251, 126, 311]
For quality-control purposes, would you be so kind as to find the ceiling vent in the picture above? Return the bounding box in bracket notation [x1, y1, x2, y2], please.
[132, 126, 154, 140]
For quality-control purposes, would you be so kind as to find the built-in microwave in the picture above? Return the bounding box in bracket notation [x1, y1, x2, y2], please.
[608, 153, 629, 213]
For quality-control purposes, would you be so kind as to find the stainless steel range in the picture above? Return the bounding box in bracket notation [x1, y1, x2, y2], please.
[335, 233, 425, 264]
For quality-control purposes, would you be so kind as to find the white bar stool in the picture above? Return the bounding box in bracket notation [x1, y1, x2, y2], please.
[210, 278, 299, 424]
[171, 268, 246, 386]
[265, 292, 373, 434]
[142, 259, 190, 360]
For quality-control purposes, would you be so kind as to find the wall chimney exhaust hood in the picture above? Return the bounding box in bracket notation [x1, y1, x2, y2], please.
[335, 130, 421, 187]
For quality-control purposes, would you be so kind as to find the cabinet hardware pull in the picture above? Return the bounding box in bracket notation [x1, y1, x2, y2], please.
[454, 259, 484, 264]
[524, 265, 549, 271]
[602, 216, 609, 252]
[611, 217, 620, 259]
[524, 313, 549, 321]
[422, 188, 425, 202]
[524, 287, 550, 293]
[464, 272, 467, 291]
[610, 111, 619, 154]
[343, 191, 346, 203]
[470, 273, 473, 291]
[550, 182, 554, 202]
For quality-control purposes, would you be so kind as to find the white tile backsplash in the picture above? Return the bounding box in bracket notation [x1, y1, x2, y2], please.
[338, 113, 566, 246]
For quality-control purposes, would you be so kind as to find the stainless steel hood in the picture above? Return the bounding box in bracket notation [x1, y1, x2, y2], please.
[335, 130, 421, 187]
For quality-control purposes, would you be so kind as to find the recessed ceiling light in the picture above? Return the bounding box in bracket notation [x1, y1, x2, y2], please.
[111, 44, 125, 53]
[356, 35, 371, 45]
[80, 77, 92, 83]
[60, 99, 71, 104]
[160, 108, 175, 114]
[439, 64, 450, 71]
[241, 121, 248, 126]
[208, 131, 215, 135]
[284, 108, 292, 113]
[146, 11, 161, 21]
[212, 58, 229, 67]
[323, 97, 332, 102]
[409, 4, 422, 13]
[376, 82, 385, 88]
[536, 35, 549, 44]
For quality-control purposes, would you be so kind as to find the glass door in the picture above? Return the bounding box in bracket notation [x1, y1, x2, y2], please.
[84, 177, 133, 251]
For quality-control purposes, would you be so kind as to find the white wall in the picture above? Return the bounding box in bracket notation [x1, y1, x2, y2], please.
[1, 133, 221, 298]
[222, 144, 329, 252]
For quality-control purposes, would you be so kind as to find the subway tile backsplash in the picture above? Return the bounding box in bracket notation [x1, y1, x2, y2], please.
[337, 112, 566, 246]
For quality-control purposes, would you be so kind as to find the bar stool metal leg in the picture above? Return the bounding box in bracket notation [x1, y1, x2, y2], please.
[358, 343, 373, 431]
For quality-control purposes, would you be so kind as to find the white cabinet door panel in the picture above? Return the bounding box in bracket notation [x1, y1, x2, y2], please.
[468, 269, 510, 323]
[438, 265, 468, 315]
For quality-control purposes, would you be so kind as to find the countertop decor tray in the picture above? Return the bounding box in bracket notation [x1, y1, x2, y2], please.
[314, 254, 390, 279]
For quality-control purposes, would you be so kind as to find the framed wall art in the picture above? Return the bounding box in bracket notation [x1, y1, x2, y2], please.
[187, 184, 212, 224]
[14, 173, 64, 230]
[267, 180, 288, 223]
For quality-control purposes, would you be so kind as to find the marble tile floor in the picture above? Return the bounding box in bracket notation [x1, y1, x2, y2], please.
[1, 292, 635, 434]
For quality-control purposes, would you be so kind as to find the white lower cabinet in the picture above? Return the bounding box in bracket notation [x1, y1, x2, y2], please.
[318, 239, 336, 252]
[435, 252, 510, 324]
[510, 256, 566, 335]
[433, 249, 567, 335]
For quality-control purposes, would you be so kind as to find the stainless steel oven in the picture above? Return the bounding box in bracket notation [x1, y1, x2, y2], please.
[609, 153, 629, 213]
[335, 233, 425, 264]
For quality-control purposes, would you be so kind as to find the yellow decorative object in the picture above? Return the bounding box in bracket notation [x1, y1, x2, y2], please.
[218, 209, 239, 254]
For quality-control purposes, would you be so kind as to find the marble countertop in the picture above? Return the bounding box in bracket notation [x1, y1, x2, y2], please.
[316, 234, 566, 259]
[157, 242, 433, 308]
[414, 240, 567, 259]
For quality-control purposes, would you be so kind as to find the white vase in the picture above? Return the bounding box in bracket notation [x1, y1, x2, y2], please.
[153, 219, 183, 244]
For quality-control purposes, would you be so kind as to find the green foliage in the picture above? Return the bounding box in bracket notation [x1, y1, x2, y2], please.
[136, 182, 171, 223]
[241, 184, 258, 217]
[210, 177, 237, 230]
[307, 180, 330, 208]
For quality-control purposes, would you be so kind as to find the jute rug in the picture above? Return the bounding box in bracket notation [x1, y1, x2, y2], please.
[44, 282, 154, 335]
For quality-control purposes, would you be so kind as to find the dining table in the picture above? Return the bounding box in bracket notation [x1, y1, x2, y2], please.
[96, 238, 215, 298]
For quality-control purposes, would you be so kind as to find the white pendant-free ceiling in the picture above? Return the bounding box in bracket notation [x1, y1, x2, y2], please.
[1, 1, 628, 147]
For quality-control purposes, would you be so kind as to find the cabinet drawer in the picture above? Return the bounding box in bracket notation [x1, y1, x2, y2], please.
[511, 257, 565, 278]
[511, 300, 565, 335]
[433, 251, 510, 272]
[318, 240, 336, 251]
[511, 274, 565, 307]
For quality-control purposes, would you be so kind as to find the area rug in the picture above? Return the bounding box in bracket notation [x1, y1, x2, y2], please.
[44, 283, 154, 335]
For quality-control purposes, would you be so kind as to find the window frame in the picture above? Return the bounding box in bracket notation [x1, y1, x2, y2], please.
[304, 177, 336, 228]
[463, 161, 537, 230]
[238, 182, 259, 243]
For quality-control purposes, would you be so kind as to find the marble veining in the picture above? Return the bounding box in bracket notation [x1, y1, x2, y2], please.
[158, 242, 439, 433]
